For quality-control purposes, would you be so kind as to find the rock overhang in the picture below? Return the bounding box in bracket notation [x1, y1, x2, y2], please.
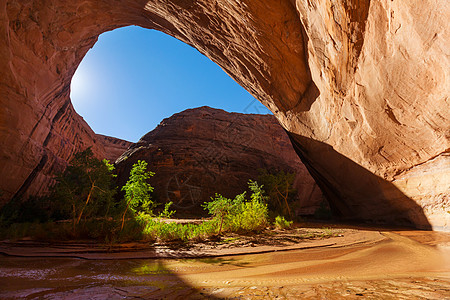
[0, 0, 448, 230]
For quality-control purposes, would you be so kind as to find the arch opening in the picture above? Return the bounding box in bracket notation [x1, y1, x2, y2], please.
[70, 26, 271, 142]
[68, 25, 324, 219]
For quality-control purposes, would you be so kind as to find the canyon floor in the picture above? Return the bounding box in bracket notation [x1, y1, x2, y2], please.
[0, 224, 449, 299]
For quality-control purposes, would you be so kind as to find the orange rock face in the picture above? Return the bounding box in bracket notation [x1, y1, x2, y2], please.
[0, 1, 448, 229]
[115, 107, 324, 216]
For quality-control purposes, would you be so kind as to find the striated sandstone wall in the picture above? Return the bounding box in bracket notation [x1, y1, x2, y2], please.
[0, 1, 448, 229]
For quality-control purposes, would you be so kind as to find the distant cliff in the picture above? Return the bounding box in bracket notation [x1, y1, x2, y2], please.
[116, 107, 324, 216]
[95, 134, 132, 162]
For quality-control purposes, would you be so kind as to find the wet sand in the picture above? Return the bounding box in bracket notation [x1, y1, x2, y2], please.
[0, 227, 449, 299]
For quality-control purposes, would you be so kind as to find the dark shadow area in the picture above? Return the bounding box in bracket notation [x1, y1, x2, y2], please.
[0, 254, 223, 299]
[286, 131, 431, 229]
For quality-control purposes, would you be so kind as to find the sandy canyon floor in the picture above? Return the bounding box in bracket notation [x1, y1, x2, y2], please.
[0, 225, 449, 299]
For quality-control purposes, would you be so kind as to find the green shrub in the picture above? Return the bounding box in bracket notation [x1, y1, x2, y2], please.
[138, 215, 217, 242]
[274, 215, 293, 230]
[320, 227, 336, 237]
[159, 202, 176, 218]
[187, 221, 217, 241]
[204, 180, 269, 234]
[0, 197, 46, 226]
[226, 196, 268, 232]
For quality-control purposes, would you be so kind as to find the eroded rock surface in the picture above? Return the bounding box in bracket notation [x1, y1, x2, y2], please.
[0, 1, 448, 229]
[115, 107, 323, 215]
[95, 134, 132, 162]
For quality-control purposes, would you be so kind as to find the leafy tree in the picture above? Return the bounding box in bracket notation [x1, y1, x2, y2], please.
[203, 194, 233, 235]
[121, 160, 155, 230]
[258, 170, 296, 218]
[52, 148, 117, 230]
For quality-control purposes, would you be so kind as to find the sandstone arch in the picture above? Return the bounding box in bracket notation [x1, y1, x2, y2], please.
[0, 1, 448, 229]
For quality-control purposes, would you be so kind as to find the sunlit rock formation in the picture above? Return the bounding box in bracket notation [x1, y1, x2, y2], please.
[0, 1, 448, 229]
[115, 106, 324, 215]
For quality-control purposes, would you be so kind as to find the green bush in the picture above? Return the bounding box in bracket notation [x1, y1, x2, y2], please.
[204, 180, 269, 234]
[274, 215, 293, 230]
[138, 214, 217, 242]
[0, 196, 57, 226]
[159, 202, 176, 219]
[1, 172, 273, 244]
[226, 195, 268, 232]
[187, 221, 217, 241]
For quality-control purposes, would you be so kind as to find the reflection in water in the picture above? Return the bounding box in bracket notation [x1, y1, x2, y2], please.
[0, 230, 449, 299]
[132, 261, 171, 275]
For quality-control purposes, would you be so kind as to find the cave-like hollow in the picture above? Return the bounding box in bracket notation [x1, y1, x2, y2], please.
[1, 0, 448, 230]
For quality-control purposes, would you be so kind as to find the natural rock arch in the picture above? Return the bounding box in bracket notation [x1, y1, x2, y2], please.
[0, 0, 448, 229]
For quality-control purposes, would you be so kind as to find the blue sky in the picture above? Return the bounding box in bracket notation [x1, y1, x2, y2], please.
[70, 26, 271, 142]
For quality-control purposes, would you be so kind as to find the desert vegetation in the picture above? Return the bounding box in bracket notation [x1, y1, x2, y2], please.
[0, 149, 320, 244]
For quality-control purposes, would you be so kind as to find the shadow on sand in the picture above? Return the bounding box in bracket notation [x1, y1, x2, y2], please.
[0, 254, 223, 299]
